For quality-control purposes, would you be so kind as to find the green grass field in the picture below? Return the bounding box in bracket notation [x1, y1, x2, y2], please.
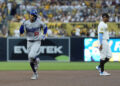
[0, 62, 119, 71]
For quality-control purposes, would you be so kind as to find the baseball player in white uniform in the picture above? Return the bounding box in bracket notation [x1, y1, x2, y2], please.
[96, 13, 112, 76]
[19, 9, 47, 80]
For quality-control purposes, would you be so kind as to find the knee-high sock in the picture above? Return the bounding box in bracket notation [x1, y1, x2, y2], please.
[99, 60, 105, 72]
[30, 62, 36, 73]
[99, 58, 109, 72]
[104, 58, 109, 63]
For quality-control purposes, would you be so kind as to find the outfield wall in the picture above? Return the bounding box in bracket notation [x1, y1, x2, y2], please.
[0, 37, 120, 62]
[0, 38, 7, 61]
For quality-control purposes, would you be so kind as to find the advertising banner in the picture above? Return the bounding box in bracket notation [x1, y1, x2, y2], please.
[84, 38, 120, 62]
[8, 37, 70, 61]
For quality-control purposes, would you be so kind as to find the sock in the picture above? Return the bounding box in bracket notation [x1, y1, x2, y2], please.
[99, 60, 105, 72]
[99, 58, 109, 72]
[104, 58, 109, 63]
[30, 62, 36, 73]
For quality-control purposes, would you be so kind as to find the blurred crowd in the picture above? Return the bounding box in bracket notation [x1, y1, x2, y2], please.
[5, 0, 120, 22]
[0, 0, 120, 37]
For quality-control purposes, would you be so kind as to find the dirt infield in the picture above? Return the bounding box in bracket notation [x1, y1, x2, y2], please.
[0, 70, 120, 86]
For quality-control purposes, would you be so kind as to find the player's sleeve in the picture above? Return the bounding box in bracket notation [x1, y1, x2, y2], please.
[99, 33, 103, 45]
[19, 24, 24, 34]
[43, 26, 47, 35]
[98, 23, 104, 33]
[98, 23, 104, 45]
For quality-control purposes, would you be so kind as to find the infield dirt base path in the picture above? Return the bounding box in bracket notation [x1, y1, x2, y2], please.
[0, 70, 120, 86]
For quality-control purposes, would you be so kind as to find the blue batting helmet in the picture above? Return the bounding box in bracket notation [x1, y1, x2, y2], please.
[29, 9, 37, 16]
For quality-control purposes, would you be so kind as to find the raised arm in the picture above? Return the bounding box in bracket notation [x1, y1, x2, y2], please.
[41, 21, 47, 35]
[40, 21, 48, 39]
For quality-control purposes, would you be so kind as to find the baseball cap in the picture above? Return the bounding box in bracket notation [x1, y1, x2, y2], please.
[102, 13, 109, 18]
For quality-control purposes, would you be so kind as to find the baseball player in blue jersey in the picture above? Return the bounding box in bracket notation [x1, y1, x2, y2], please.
[96, 13, 112, 76]
[19, 9, 47, 80]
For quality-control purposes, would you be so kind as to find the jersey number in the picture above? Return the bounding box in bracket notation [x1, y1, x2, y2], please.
[34, 32, 39, 36]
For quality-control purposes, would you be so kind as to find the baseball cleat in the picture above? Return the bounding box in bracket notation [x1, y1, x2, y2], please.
[30, 73, 38, 80]
[100, 71, 111, 76]
[96, 66, 101, 72]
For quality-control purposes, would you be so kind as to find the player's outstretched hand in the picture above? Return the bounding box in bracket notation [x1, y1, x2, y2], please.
[42, 35, 46, 40]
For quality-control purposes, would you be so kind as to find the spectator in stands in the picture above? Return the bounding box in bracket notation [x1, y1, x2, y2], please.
[47, 28, 53, 37]
[89, 27, 96, 37]
[10, 2, 18, 16]
[71, 28, 76, 37]
[109, 29, 116, 37]
[14, 27, 20, 37]
[0, 7, 8, 37]
[75, 26, 81, 36]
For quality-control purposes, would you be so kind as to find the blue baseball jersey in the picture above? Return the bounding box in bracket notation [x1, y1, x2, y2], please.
[20, 17, 47, 40]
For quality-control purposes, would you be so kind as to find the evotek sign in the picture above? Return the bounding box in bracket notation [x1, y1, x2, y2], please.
[14, 46, 63, 54]
[8, 38, 69, 61]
